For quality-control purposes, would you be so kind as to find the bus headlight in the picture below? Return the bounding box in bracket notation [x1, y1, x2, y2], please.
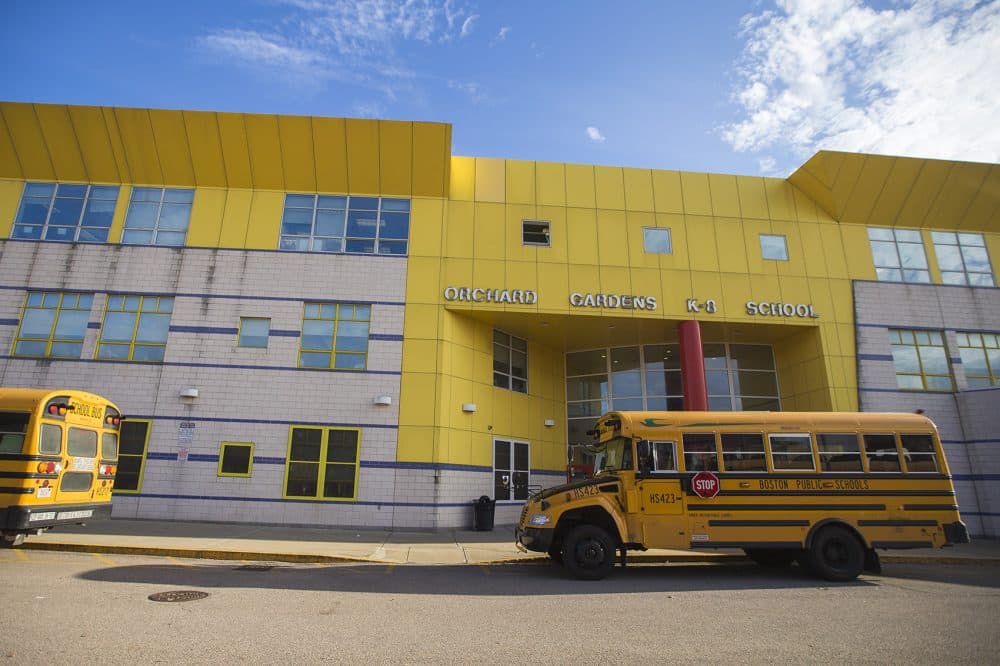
[529, 514, 551, 526]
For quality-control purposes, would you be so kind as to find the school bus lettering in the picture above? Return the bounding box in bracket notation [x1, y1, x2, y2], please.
[516, 410, 970, 582]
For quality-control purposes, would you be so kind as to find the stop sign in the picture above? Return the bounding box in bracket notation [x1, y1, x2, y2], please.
[691, 471, 720, 499]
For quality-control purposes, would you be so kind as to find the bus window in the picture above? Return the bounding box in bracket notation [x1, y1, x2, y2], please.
[102, 432, 119, 459]
[39, 423, 62, 454]
[816, 433, 863, 471]
[769, 434, 815, 471]
[0, 413, 28, 453]
[682, 433, 719, 471]
[652, 442, 676, 471]
[863, 433, 901, 472]
[901, 434, 939, 472]
[721, 433, 766, 472]
[68, 427, 98, 457]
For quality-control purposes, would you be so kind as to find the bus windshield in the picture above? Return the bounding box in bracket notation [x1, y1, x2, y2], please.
[596, 437, 633, 474]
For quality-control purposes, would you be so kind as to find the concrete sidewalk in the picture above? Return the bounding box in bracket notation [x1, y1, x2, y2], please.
[21, 518, 1000, 566]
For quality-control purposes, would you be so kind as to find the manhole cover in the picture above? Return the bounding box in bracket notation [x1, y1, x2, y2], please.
[148, 590, 210, 603]
[235, 565, 274, 571]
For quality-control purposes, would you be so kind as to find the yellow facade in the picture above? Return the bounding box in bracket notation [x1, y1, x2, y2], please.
[1, 101, 998, 478]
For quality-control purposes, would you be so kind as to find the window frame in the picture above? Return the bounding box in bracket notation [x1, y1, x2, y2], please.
[767, 433, 817, 472]
[493, 438, 530, 501]
[868, 227, 930, 283]
[11, 182, 119, 243]
[121, 187, 194, 247]
[888, 329, 953, 391]
[278, 194, 411, 256]
[899, 433, 940, 474]
[931, 231, 995, 287]
[861, 432, 902, 474]
[759, 234, 789, 261]
[237, 317, 271, 349]
[493, 329, 528, 393]
[815, 432, 864, 473]
[298, 302, 371, 370]
[522, 219, 551, 247]
[650, 440, 677, 472]
[719, 432, 768, 473]
[681, 432, 720, 472]
[12, 291, 94, 359]
[642, 227, 672, 254]
[281, 426, 360, 501]
[218, 441, 255, 478]
[956, 332, 999, 388]
[113, 419, 151, 495]
[96, 294, 174, 362]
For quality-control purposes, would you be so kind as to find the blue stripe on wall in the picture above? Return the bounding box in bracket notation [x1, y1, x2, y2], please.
[0, 318, 19, 326]
[133, 415, 398, 428]
[87, 322, 101, 329]
[942, 439, 1000, 446]
[952, 474, 1000, 481]
[170, 325, 239, 335]
[0, 356, 401, 376]
[370, 334, 404, 342]
[857, 354, 893, 361]
[270, 330, 300, 337]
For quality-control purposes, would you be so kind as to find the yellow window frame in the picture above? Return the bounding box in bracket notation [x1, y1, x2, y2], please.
[113, 418, 151, 495]
[281, 426, 361, 501]
[96, 294, 173, 362]
[218, 441, 255, 477]
[889, 329, 954, 391]
[297, 303, 370, 371]
[12, 291, 93, 358]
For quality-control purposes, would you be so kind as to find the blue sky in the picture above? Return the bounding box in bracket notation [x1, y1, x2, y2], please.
[2, 0, 998, 177]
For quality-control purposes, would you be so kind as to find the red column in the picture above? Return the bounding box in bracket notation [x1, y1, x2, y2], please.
[678, 320, 708, 411]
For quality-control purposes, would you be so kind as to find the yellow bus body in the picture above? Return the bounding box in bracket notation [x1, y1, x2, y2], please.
[516, 411, 970, 581]
[0, 388, 122, 547]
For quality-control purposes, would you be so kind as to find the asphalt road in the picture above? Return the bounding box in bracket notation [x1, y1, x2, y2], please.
[1, 550, 998, 664]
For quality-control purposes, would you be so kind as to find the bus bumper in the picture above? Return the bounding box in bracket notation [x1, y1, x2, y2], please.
[515, 526, 554, 554]
[944, 521, 970, 545]
[1, 503, 113, 531]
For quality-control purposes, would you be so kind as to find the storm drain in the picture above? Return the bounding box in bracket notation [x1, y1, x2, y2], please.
[148, 590, 210, 603]
[235, 565, 274, 571]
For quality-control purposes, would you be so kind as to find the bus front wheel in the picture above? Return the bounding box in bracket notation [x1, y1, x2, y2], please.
[808, 526, 864, 581]
[562, 525, 615, 581]
[1, 532, 25, 548]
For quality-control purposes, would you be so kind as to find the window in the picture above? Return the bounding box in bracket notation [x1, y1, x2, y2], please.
[682, 433, 719, 471]
[102, 432, 118, 460]
[522, 220, 550, 246]
[900, 434, 939, 473]
[283, 427, 359, 500]
[720, 433, 767, 472]
[39, 423, 62, 455]
[68, 427, 97, 457]
[279, 195, 410, 255]
[0, 412, 29, 454]
[816, 433, 863, 472]
[956, 332, 1000, 388]
[931, 231, 994, 286]
[13, 291, 93, 358]
[705, 343, 780, 411]
[494, 439, 529, 500]
[863, 433, 901, 472]
[889, 329, 953, 391]
[238, 318, 270, 349]
[643, 227, 672, 254]
[122, 187, 194, 246]
[299, 303, 370, 370]
[760, 234, 788, 261]
[493, 330, 527, 393]
[218, 442, 254, 477]
[97, 295, 173, 362]
[651, 441, 677, 471]
[868, 227, 930, 283]
[12, 183, 119, 243]
[769, 434, 815, 471]
[113, 420, 150, 493]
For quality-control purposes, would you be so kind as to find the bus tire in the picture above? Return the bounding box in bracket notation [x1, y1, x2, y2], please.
[744, 548, 798, 567]
[562, 525, 615, 581]
[547, 545, 563, 565]
[808, 526, 865, 582]
[1, 532, 25, 548]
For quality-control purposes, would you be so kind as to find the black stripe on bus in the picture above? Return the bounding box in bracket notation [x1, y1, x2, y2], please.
[0, 487, 35, 494]
[902, 504, 959, 511]
[858, 520, 938, 527]
[719, 490, 955, 497]
[691, 541, 801, 549]
[0, 453, 62, 463]
[708, 520, 810, 527]
[0, 471, 59, 480]
[871, 541, 934, 549]
[688, 504, 885, 512]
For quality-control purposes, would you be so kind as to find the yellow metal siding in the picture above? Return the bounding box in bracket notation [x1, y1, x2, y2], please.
[0, 178, 25, 237]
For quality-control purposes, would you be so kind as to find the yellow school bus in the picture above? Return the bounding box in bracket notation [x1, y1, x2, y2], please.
[0, 388, 122, 547]
[516, 411, 970, 581]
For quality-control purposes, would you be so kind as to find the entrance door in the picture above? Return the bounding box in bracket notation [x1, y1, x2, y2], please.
[494, 439, 530, 500]
[637, 440, 687, 548]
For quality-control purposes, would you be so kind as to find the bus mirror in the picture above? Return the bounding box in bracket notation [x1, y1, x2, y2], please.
[636, 440, 652, 473]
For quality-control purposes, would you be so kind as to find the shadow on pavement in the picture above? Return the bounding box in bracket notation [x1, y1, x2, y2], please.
[77, 560, 884, 595]
[878, 562, 1000, 588]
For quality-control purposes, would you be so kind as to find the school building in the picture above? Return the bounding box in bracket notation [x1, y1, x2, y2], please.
[0, 101, 996, 535]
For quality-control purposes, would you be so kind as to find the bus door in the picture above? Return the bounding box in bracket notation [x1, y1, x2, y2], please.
[636, 440, 687, 548]
[53, 398, 101, 507]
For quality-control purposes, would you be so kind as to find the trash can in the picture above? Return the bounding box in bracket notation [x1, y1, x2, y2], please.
[472, 495, 495, 531]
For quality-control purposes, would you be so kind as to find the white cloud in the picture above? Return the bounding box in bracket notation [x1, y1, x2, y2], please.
[460, 14, 479, 38]
[498, 26, 511, 40]
[448, 79, 486, 103]
[200, 29, 327, 71]
[723, 0, 1000, 164]
[586, 126, 606, 143]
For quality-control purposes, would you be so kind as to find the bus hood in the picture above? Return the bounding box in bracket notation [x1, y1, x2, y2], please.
[535, 476, 616, 500]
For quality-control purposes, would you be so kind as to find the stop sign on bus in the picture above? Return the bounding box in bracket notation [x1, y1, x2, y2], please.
[691, 471, 720, 499]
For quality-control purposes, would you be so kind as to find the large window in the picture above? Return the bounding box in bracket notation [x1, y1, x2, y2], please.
[956, 332, 999, 388]
[704, 343, 780, 411]
[11, 182, 119, 243]
[113, 420, 150, 494]
[122, 187, 194, 246]
[494, 438, 529, 500]
[868, 227, 930, 283]
[97, 295, 174, 362]
[493, 330, 527, 393]
[279, 195, 410, 255]
[13, 291, 93, 358]
[283, 427, 359, 500]
[931, 231, 994, 286]
[299, 303, 370, 370]
[889, 329, 953, 391]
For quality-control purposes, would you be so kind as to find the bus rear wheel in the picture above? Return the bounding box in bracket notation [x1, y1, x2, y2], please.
[562, 525, 615, 580]
[744, 548, 799, 567]
[808, 526, 864, 582]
